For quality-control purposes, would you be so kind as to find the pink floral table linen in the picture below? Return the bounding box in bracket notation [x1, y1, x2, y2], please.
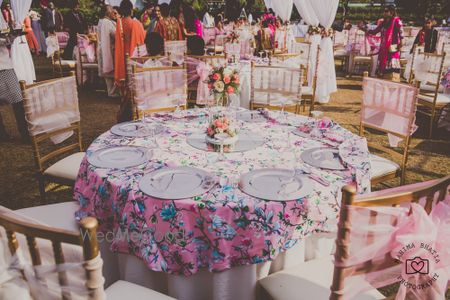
[74, 109, 371, 276]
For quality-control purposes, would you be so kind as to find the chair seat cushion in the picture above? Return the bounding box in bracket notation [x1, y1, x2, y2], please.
[14, 202, 79, 232]
[418, 93, 450, 104]
[106, 280, 176, 300]
[258, 257, 384, 300]
[60, 60, 76, 67]
[334, 49, 348, 56]
[302, 86, 313, 96]
[82, 63, 98, 68]
[354, 56, 372, 63]
[369, 154, 400, 179]
[43, 152, 85, 182]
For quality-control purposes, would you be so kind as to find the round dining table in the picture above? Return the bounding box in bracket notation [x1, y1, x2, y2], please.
[74, 108, 371, 300]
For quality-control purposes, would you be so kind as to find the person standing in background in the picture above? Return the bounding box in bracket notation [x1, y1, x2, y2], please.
[23, 14, 40, 55]
[140, 2, 154, 30]
[98, 5, 118, 97]
[154, 3, 182, 41]
[412, 19, 438, 54]
[42, 2, 64, 35]
[181, 4, 202, 38]
[0, 36, 29, 142]
[114, 0, 145, 122]
[29, 9, 47, 54]
[62, 1, 87, 59]
[1, 3, 14, 29]
[364, 5, 403, 80]
[202, 5, 214, 27]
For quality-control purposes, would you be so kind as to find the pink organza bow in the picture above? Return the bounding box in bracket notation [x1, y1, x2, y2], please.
[337, 200, 450, 300]
[196, 62, 213, 105]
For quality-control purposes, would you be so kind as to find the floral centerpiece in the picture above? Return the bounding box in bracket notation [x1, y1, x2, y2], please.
[206, 115, 238, 145]
[207, 66, 240, 106]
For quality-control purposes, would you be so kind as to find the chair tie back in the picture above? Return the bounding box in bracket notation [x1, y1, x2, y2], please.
[22, 76, 80, 144]
[334, 196, 450, 300]
[362, 77, 418, 147]
[0, 240, 105, 300]
[133, 68, 187, 110]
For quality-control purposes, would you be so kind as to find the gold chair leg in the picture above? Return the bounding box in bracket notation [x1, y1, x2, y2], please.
[38, 176, 46, 202]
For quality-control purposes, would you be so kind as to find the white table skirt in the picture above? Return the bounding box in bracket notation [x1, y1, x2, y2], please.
[115, 233, 335, 300]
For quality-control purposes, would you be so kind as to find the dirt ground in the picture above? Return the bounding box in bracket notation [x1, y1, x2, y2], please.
[0, 59, 449, 211]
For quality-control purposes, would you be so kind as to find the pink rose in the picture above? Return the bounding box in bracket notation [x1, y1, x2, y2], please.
[213, 73, 221, 81]
[207, 127, 214, 136]
[232, 75, 239, 83]
[223, 76, 231, 84]
[208, 83, 213, 89]
[226, 86, 234, 94]
[214, 120, 223, 128]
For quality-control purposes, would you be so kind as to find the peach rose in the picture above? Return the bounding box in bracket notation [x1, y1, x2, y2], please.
[214, 119, 223, 128]
[213, 73, 221, 80]
[223, 76, 231, 84]
[226, 86, 234, 94]
[232, 75, 239, 84]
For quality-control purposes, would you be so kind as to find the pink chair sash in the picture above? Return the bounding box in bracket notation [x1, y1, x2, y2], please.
[23, 76, 79, 144]
[56, 32, 69, 49]
[335, 185, 450, 300]
[133, 68, 187, 110]
[362, 77, 418, 147]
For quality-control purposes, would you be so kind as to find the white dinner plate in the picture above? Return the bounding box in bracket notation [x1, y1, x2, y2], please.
[88, 146, 150, 169]
[301, 147, 346, 170]
[239, 168, 314, 201]
[139, 167, 216, 200]
[111, 121, 165, 137]
[236, 110, 266, 123]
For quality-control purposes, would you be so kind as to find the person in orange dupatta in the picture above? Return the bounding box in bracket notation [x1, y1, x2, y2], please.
[24, 16, 40, 55]
[114, 0, 145, 122]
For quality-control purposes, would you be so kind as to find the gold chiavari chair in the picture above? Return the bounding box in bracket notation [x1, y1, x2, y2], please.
[348, 30, 374, 77]
[301, 45, 320, 114]
[414, 51, 448, 138]
[19, 75, 84, 201]
[258, 176, 450, 300]
[52, 49, 76, 78]
[250, 63, 303, 114]
[0, 209, 176, 299]
[76, 34, 99, 87]
[185, 54, 227, 107]
[360, 73, 418, 186]
[129, 62, 188, 120]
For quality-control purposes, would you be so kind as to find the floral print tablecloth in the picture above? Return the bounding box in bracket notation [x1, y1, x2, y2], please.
[74, 108, 371, 276]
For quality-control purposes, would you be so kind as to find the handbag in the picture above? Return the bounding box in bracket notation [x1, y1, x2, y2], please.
[389, 44, 398, 53]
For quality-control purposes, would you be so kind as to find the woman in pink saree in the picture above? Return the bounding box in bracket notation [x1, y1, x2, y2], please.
[365, 5, 403, 78]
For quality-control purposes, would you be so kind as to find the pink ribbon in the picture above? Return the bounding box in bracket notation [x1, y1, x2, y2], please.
[337, 199, 450, 300]
[195, 62, 213, 105]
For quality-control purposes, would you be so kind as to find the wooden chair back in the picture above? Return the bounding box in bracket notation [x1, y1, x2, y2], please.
[19, 75, 83, 176]
[415, 51, 446, 105]
[330, 176, 450, 300]
[360, 75, 418, 185]
[250, 63, 303, 113]
[185, 55, 227, 107]
[0, 211, 105, 300]
[129, 63, 188, 119]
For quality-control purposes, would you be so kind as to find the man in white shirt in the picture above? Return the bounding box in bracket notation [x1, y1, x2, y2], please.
[97, 5, 118, 97]
[202, 6, 214, 27]
[0, 36, 28, 141]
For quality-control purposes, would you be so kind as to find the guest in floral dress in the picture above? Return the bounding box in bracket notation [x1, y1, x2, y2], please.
[154, 3, 182, 41]
[365, 5, 403, 79]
